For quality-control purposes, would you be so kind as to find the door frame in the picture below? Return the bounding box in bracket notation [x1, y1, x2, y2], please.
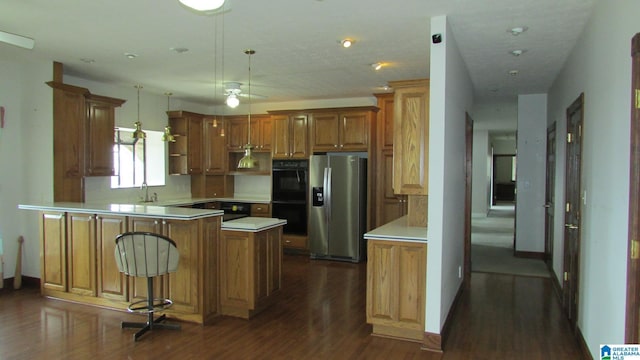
[464, 113, 473, 287]
[563, 93, 584, 330]
[492, 154, 516, 204]
[625, 32, 640, 343]
[545, 122, 557, 268]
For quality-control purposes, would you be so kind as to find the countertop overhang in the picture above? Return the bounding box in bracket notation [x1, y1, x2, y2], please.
[364, 216, 427, 243]
[18, 202, 223, 220]
[221, 217, 287, 232]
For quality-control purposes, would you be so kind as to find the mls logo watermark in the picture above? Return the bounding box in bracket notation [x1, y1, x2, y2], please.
[601, 344, 640, 359]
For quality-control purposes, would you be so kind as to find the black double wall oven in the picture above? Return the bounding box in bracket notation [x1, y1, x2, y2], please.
[272, 159, 308, 236]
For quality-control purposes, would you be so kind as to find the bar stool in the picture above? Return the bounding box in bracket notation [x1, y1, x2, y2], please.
[114, 232, 181, 341]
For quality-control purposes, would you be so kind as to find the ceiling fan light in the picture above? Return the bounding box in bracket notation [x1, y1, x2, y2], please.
[178, 0, 225, 11]
[226, 94, 240, 108]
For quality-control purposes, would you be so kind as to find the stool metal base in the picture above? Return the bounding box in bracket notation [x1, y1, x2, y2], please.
[122, 314, 181, 341]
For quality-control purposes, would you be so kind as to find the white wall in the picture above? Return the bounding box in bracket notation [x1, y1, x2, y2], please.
[547, 1, 639, 356]
[472, 130, 490, 216]
[0, 57, 52, 279]
[427, 15, 474, 334]
[515, 94, 547, 253]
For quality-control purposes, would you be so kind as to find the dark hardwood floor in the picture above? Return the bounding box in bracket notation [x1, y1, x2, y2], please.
[0, 255, 584, 359]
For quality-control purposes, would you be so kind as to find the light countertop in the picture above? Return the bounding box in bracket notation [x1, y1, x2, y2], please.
[364, 216, 427, 243]
[221, 217, 287, 232]
[155, 196, 271, 207]
[18, 202, 223, 220]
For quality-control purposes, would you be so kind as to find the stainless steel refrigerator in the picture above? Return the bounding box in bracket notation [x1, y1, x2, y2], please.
[308, 154, 367, 263]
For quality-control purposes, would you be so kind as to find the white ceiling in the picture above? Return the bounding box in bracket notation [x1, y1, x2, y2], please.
[0, 0, 596, 107]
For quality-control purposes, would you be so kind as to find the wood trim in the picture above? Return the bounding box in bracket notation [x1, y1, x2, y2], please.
[514, 250, 546, 260]
[427, 280, 465, 353]
[267, 106, 379, 115]
[53, 61, 63, 83]
[388, 79, 430, 88]
[421, 332, 442, 353]
[0, 276, 40, 291]
[626, 32, 640, 343]
[464, 113, 473, 287]
[577, 326, 594, 360]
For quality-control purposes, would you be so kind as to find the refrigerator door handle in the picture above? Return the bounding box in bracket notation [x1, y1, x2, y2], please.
[324, 167, 331, 225]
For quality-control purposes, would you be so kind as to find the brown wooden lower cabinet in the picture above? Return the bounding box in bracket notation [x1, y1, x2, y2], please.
[366, 239, 427, 342]
[39, 212, 221, 325]
[219, 226, 282, 319]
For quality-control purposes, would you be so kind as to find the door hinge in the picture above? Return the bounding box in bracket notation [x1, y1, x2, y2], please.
[636, 89, 640, 109]
[567, 133, 573, 143]
[564, 271, 569, 281]
[566, 202, 571, 212]
[632, 239, 640, 260]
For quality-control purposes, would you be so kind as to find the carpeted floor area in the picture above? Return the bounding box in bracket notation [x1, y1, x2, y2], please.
[471, 204, 550, 278]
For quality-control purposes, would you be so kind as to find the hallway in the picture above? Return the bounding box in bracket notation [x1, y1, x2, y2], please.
[471, 204, 550, 278]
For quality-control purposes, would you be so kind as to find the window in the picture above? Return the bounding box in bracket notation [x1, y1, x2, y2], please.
[111, 128, 166, 188]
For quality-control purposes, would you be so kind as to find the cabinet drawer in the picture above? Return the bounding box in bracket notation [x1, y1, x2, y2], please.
[283, 235, 307, 249]
[250, 203, 271, 217]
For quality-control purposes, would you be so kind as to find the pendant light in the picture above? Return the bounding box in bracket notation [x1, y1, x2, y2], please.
[237, 49, 257, 169]
[162, 92, 176, 142]
[132, 85, 146, 139]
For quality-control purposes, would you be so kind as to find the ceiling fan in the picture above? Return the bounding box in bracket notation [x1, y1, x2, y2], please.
[224, 81, 268, 108]
[0, 30, 35, 49]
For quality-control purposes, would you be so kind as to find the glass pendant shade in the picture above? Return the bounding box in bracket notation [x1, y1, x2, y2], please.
[133, 121, 146, 139]
[178, 0, 225, 12]
[161, 125, 176, 142]
[162, 92, 176, 142]
[237, 144, 257, 169]
[226, 94, 239, 108]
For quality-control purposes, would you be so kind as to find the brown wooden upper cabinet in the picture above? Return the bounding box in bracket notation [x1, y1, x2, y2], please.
[271, 114, 308, 159]
[167, 111, 203, 175]
[309, 110, 371, 152]
[48, 80, 125, 202]
[203, 117, 226, 175]
[85, 94, 126, 176]
[227, 115, 271, 152]
[389, 79, 430, 195]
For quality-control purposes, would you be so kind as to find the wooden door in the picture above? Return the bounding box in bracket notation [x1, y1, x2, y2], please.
[563, 93, 584, 330]
[392, 80, 430, 196]
[220, 231, 251, 309]
[227, 117, 248, 151]
[67, 213, 97, 296]
[310, 113, 340, 151]
[626, 32, 640, 343]
[187, 116, 203, 174]
[340, 111, 369, 151]
[85, 98, 114, 176]
[271, 115, 290, 159]
[545, 123, 557, 267]
[204, 117, 226, 174]
[96, 215, 127, 301]
[41, 212, 67, 291]
[289, 115, 308, 158]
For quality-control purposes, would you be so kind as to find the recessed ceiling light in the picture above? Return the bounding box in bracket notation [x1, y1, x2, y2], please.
[124, 53, 138, 59]
[178, 0, 225, 12]
[170, 47, 189, 54]
[80, 58, 95, 64]
[508, 26, 528, 36]
[371, 63, 382, 70]
[509, 49, 526, 56]
[339, 39, 354, 48]
[509, 70, 519, 76]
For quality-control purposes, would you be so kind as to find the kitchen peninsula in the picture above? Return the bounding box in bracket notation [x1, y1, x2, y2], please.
[19, 201, 286, 325]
